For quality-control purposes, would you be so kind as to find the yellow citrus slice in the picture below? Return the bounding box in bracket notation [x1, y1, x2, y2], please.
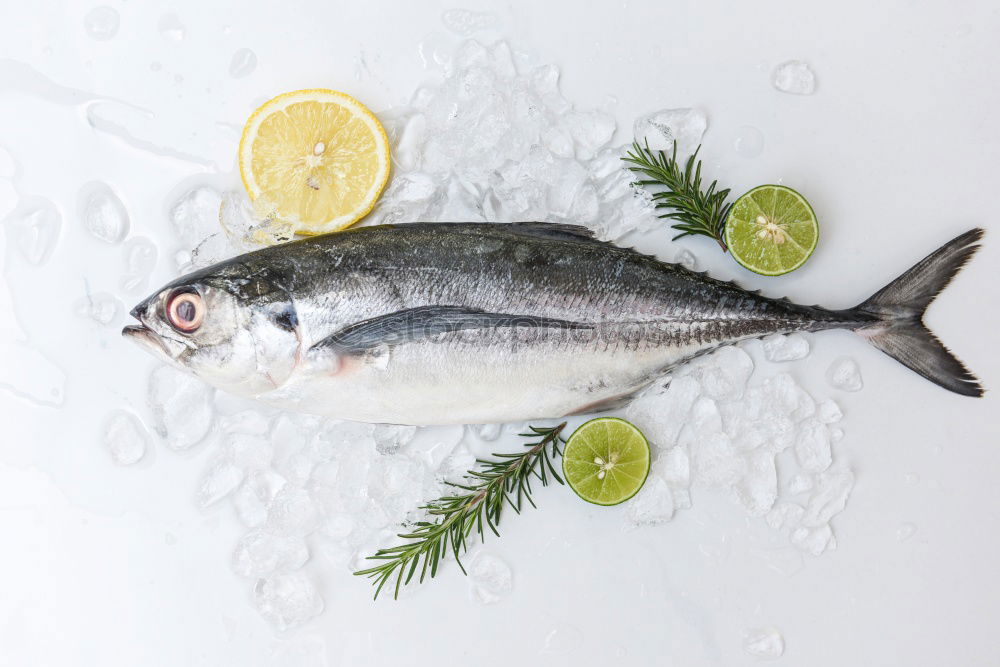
[239, 89, 390, 235]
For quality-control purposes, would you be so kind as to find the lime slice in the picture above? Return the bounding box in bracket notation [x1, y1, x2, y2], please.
[562, 418, 651, 506]
[724, 184, 818, 276]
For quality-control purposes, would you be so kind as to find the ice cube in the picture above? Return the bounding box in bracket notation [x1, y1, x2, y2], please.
[472, 423, 503, 442]
[696, 346, 754, 402]
[120, 236, 157, 292]
[223, 433, 273, 472]
[441, 10, 497, 37]
[373, 424, 418, 455]
[658, 446, 692, 509]
[387, 112, 427, 171]
[75, 292, 122, 326]
[685, 396, 723, 437]
[222, 409, 274, 436]
[9, 199, 62, 266]
[253, 572, 324, 631]
[564, 110, 615, 160]
[190, 233, 238, 268]
[545, 160, 589, 218]
[827, 357, 863, 392]
[732, 449, 778, 516]
[772, 60, 816, 95]
[147, 365, 215, 450]
[197, 457, 245, 508]
[168, 186, 222, 247]
[627, 376, 701, 451]
[795, 419, 832, 472]
[743, 627, 785, 659]
[633, 108, 708, 155]
[232, 529, 309, 578]
[218, 190, 294, 248]
[101, 409, 149, 466]
[802, 468, 855, 526]
[232, 482, 269, 528]
[787, 473, 814, 495]
[267, 487, 321, 537]
[675, 248, 697, 271]
[815, 399, 843, 424]
[625, 474, 675, 527]
[767, 502, 805, 532]
[467, 551, 512, 605]
[439, 442, 477, 481]
[78, 181, 129, 244]
[760, 333, 810, 362]
[690, 432, 745, 487]
[791, 523, 834, 555]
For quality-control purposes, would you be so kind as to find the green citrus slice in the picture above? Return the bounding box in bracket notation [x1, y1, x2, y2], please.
[724, 184, 818, 276]
[562, 418, 651, 506]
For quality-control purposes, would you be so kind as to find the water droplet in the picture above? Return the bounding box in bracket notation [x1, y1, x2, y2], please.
[904, 471, 920, 484]
[149, 61, 162, 72]
[120, 236, 157, 292]
[158, 13, 186, 41]
[83, 6, 120, 41]
[895, 522, 917, 542]
[734, 125, 765, 158]
[228, 48, 257, 78]
[102, 410, 150, 465]
[541, 624, 583, 655]
[743, 627, 785, 659]
[78, 181, 129, 244]
[9, 198, 61, 265]
[467, 552, 512, 604]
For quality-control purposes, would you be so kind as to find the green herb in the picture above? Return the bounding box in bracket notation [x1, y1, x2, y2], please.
[623, 141, 732, 252]
[354, 422, 567, 600]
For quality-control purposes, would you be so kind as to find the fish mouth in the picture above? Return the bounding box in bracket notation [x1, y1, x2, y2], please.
[122, 323, 174, 359]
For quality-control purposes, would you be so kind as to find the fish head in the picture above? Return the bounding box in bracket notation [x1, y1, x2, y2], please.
[123, 265, 300, 396]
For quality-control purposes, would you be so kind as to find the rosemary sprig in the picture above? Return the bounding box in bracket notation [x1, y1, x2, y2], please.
[354, 422, 567, 600]
[623, 141, 732, 252]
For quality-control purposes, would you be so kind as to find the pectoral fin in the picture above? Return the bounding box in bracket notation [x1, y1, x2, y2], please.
[311, 305, 590, 355]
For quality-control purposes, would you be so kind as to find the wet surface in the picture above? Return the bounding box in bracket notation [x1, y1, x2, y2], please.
[1, 1, 999, 666]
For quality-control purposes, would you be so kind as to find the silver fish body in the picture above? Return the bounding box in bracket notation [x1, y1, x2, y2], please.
[124, 222, 983, 425]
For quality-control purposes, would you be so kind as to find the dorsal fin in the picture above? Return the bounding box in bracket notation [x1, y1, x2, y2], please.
[507, 221, 599, 243]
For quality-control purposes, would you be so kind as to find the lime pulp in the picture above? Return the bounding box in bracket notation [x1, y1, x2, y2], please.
[562, 417, 651, 506]
[724, 184, 818, 276]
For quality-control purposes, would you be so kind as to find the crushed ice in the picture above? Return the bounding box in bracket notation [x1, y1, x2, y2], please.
[130, 38, 859, 628]
[626, 345, 855, 557]
[772, 60, 816, 95]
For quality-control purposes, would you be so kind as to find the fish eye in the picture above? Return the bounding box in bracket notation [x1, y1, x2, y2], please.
[166, 289, 204, 333]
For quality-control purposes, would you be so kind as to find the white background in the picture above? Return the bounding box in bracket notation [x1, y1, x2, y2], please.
[2, 0, 999, 665]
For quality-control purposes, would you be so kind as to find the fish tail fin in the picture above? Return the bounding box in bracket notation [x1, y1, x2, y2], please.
[851, 228, 984, 397]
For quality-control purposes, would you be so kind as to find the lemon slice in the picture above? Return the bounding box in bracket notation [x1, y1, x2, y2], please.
[239, 89, 390, 235]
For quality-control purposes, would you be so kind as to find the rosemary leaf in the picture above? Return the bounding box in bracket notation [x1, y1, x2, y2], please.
[354, 422, 567, 599]
[623, 141, 732, 252]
